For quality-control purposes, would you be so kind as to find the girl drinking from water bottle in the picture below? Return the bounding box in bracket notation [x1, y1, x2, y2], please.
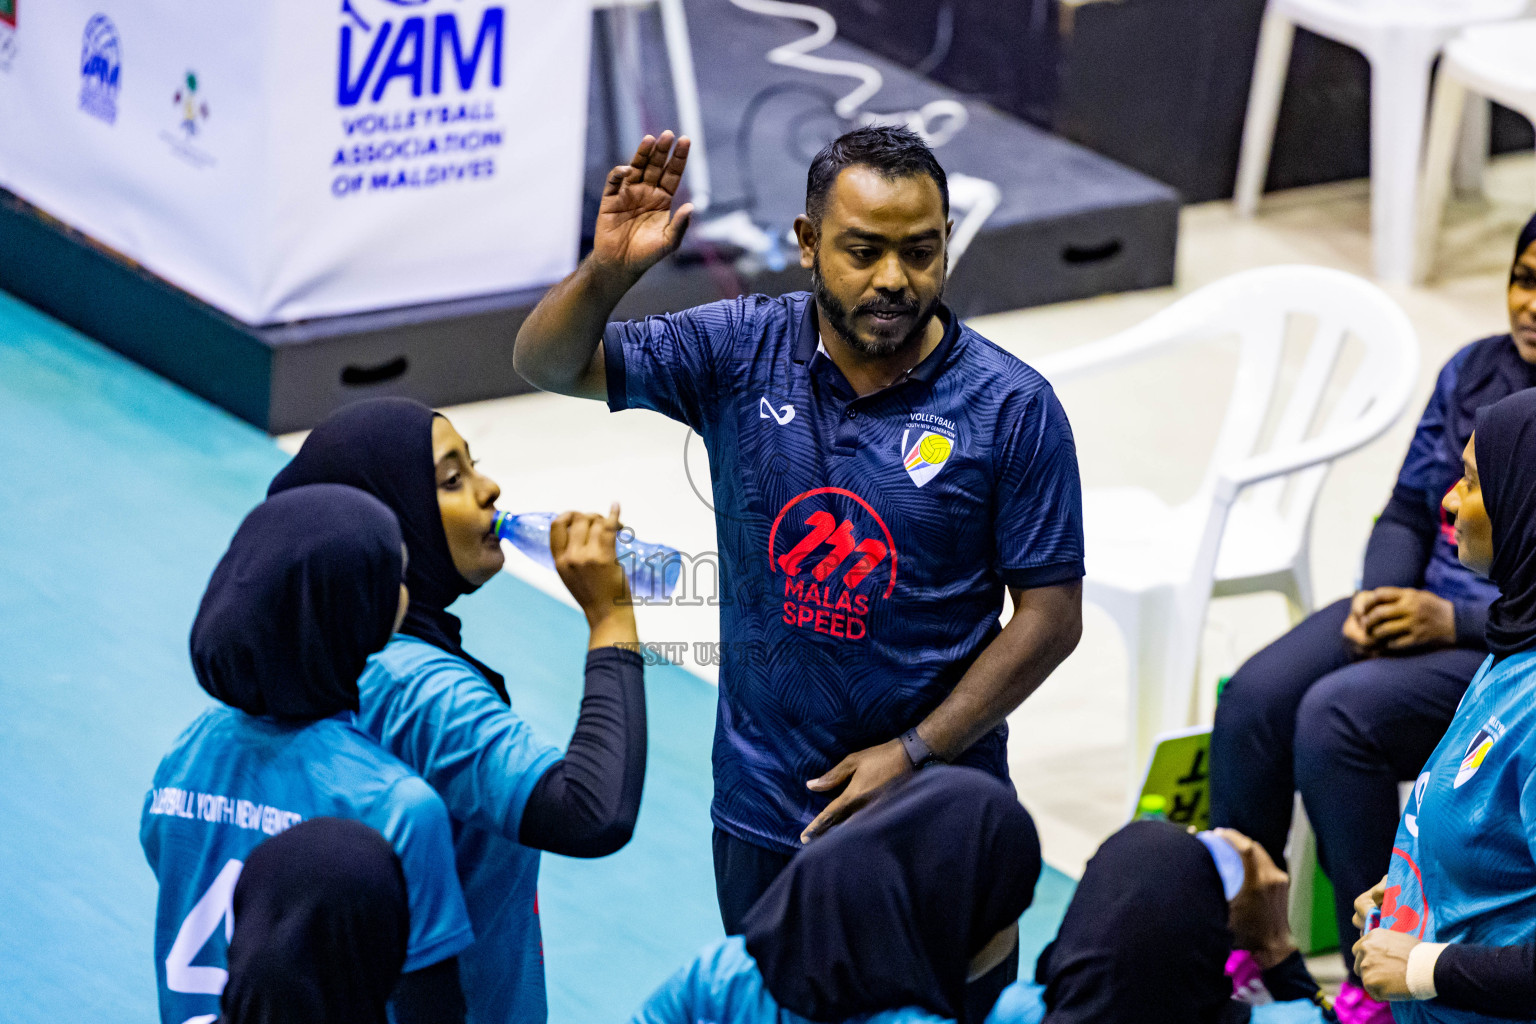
[267, 397, 646, 1024]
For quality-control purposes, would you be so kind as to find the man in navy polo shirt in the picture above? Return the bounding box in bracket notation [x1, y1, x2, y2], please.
[515, 126, 1084, 936]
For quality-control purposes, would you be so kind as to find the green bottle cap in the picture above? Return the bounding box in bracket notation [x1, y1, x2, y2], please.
[1137, 794, 1167, 815]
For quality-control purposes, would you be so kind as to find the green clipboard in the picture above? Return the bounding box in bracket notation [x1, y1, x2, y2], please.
[1134, 724, 1213, 831]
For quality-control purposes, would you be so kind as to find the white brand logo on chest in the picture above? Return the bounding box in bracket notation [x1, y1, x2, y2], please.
[760, 396, 796, 425]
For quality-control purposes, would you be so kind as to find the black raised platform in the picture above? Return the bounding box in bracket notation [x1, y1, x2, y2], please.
[0, 2, 1177, 434]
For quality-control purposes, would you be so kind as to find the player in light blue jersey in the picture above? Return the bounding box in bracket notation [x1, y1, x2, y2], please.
[1352, 389, 1536, 1019]
[268, 400, 648, 1024]
[141, 485, 473, 1024]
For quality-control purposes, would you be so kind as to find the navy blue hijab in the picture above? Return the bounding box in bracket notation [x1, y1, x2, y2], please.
[1447, 215, 1536, 448]
[222, 817, 410, 1024]
[268, 398, 506, 700]
[191, 484, 403, 719]
[742, 767, 1040, 1024]
[1476, 389, 1536, 658]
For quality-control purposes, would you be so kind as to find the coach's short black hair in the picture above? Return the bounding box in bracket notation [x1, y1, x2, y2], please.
[805, 124, 949, 225]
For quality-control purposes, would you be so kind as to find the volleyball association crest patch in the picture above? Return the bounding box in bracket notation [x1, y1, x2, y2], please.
[901, 428, 954, 487]
[1455, 718, 1505, 789]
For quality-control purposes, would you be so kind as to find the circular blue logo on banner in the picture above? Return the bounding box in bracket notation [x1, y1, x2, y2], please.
[79, 13, 121, 124]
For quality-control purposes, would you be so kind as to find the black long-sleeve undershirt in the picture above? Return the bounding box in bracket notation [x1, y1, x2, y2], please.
[1434, 943, 1536, 1017]
[1362, 485, 1490, 647]
[518, 646, 646, 858]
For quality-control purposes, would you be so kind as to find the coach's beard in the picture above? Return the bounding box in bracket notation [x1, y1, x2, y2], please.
[812, 257, 944, 360]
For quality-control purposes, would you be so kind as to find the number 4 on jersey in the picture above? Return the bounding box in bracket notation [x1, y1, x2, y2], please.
[166, 858, 244, 997]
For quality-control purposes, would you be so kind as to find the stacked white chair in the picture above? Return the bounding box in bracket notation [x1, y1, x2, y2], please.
[1234, 0, 1527, 284]
[1034, 266, 1419, 787]
[1417, 19, 1536, 283]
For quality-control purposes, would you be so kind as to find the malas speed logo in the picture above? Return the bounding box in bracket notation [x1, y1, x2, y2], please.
[768, 487, 897, 641]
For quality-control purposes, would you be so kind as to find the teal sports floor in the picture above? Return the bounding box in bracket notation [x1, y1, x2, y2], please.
[0, 290, 1076, 1024]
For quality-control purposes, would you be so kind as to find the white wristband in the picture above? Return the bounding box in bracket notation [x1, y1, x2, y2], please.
[1407, 942, 1448, 1001]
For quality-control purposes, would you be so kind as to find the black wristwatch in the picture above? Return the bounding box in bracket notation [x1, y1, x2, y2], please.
[900, 728, 944, 770]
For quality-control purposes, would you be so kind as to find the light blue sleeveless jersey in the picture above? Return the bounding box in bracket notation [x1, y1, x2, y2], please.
[1386, 649, 1536, 1024]
[357, 635, 561, 1024]
[140, 706, 473, 1024]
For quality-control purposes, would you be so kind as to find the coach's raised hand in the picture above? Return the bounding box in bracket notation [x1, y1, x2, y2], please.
[593, 132, 694, 277]
[512, 132, 691, 401]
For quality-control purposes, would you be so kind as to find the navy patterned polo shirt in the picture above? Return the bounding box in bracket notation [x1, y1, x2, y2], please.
[605, 291, 1083, 852]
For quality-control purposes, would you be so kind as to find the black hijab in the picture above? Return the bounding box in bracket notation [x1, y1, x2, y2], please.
[268, 398, 507, 700]
[742, 767, 1041, 1024]
[1447, 214, 1536, 448]
[1476, 389, 1536, 657]
[191, 484, 403, 720]
[221, 817, 410, 1024]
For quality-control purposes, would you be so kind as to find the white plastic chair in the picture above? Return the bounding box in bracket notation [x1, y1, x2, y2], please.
[1234, 0, 1527, 284]
[593, 0, 713, 211]
[1417, 19, 1536, 283]
[1034, 266, 1420, 784]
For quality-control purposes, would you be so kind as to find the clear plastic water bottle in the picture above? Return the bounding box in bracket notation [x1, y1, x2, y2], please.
[492, 511, 683, 603]
[1196, 830, 1246, 901]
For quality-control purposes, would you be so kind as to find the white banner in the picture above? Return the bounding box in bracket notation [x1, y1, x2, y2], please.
[0, 0, 590, 324]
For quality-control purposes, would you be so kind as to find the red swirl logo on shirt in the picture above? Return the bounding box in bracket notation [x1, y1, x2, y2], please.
[768, 487, 898, 641]
[1382, 846, 1429, 938]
